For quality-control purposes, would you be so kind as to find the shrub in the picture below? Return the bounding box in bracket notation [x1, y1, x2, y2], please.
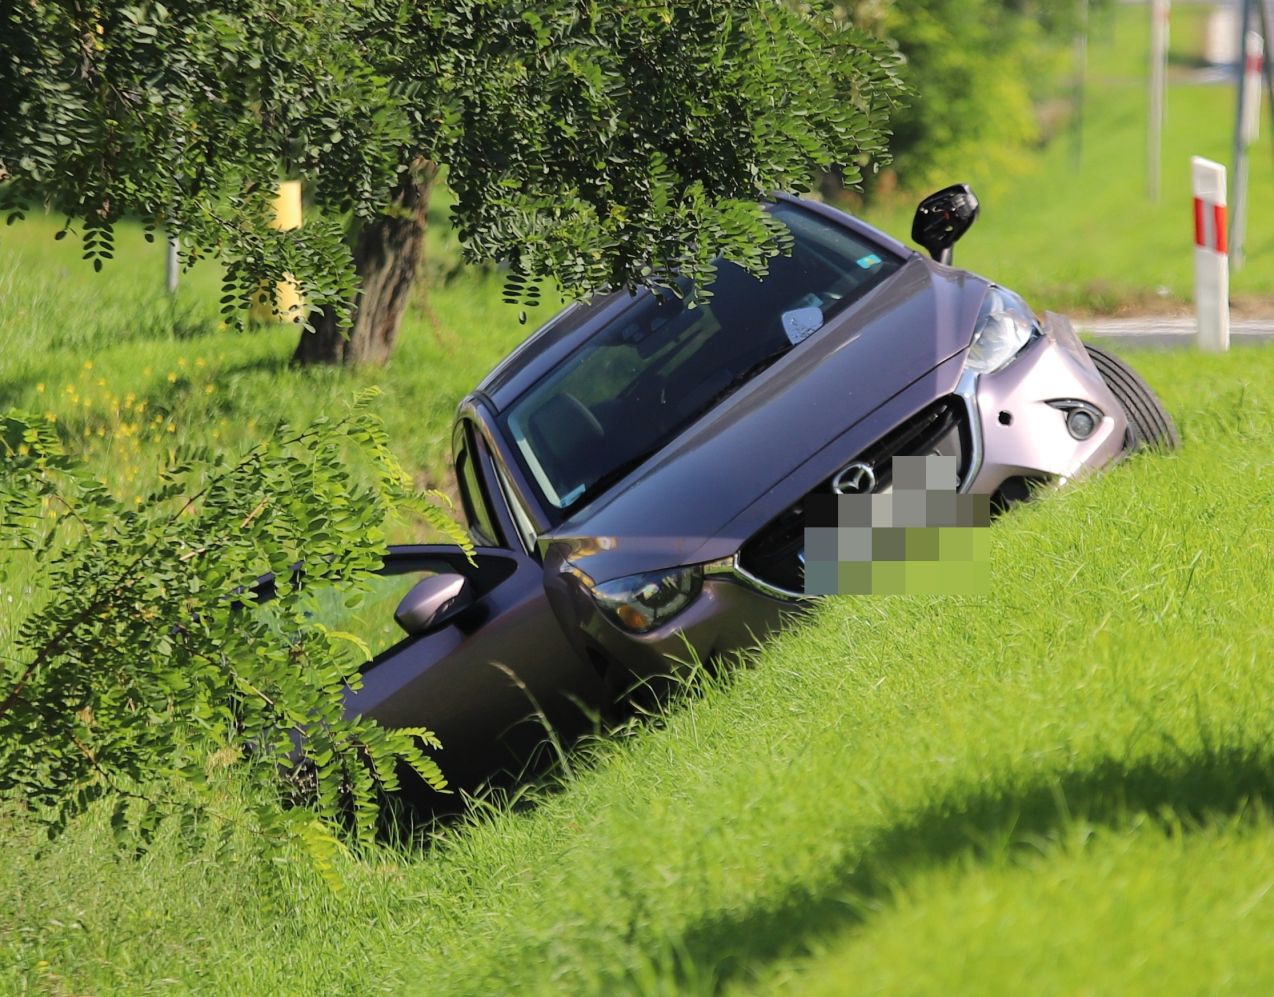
[0, 392, 468, 857]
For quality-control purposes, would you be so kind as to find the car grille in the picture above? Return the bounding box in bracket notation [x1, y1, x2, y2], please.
[736, 397, 971, 596]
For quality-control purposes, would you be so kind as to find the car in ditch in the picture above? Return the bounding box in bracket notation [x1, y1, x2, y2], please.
[294, 186, 1178, 798]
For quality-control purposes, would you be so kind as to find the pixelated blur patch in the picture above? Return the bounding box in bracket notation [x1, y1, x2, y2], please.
[803, 455, 990, 596]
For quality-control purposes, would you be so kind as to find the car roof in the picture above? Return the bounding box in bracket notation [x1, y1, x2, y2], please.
[472, 195, 914, 413]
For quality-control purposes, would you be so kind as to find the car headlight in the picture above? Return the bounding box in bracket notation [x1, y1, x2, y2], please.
[965, 287, 1040, 374]
[587, 565, 703, 633]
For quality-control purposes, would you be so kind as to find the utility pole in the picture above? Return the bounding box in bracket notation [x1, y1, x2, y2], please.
[1072, 0, 1089, 171]
[1148, 0, 1171, 201]
[1256, 0, 1274, 165]
[1231, 28, 1264, 269]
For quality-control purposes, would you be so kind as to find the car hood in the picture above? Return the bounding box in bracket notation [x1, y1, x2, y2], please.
[544, 257, 990, 583]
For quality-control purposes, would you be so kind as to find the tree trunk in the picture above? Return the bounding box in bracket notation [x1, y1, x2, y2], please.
[292, 160, 436, 366]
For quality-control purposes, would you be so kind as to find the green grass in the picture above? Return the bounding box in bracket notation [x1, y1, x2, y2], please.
[0, 200, 551, 508]
[856, 2, 1274, 313]
[3, 345, 1272, 994]
[765, 819, 1274, 996]
[0, 205, 544, 656]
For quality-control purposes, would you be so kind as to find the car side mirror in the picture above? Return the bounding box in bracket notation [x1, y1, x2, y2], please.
[911, 183, 980, 265]
[394, 573, 474, 636]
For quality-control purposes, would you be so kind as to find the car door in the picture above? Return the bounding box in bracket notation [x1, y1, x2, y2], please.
[341, 542, 604, 800]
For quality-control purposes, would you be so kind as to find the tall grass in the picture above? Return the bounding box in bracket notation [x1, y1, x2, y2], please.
[0, 205, 551, 509]
[3, 345, 1271, 994]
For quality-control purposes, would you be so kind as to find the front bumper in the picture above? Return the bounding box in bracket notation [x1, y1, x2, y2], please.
[964, 310, 1128, 495]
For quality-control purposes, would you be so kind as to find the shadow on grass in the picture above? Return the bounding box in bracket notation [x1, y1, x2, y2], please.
[48, 299, 224, 351]
[620, 745, 1274, 992]
[0, 353, 289, 417]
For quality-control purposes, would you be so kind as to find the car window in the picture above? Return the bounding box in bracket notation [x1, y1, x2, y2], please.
[253, 547, 524, 663]
[256, 570, 444, 663]
[499, 203, 904, 516]
[455, 429, 500, 547]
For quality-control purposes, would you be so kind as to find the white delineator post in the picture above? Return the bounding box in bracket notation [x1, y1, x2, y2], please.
[1192, 156, 1230, 352]
[166, 235, 179, 295]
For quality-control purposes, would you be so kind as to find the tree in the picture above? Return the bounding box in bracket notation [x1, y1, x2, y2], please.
[1, 1, 906, 366]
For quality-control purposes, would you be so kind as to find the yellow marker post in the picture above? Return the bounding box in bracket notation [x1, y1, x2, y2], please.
[249, 180, 305, 323]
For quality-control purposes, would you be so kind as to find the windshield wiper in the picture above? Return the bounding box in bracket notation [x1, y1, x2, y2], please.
[559, 346, 794, 516]
[568, 445, 667, 513]
[706, 345, 793, 409]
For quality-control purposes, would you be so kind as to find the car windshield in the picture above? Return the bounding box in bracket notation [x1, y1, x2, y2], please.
[499, 203, 904, 518]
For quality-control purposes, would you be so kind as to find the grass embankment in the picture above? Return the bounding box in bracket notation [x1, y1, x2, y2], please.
[857, 2, 1274, 313]
[3, 345, 1272, 993]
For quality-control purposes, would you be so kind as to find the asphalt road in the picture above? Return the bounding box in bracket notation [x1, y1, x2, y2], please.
[1080, 317, 1274, 348]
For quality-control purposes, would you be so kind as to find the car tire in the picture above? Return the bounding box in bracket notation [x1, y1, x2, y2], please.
[1084, 343, 1180, 453]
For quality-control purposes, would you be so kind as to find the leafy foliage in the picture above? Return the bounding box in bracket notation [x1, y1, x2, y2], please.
[1, 1, 906, 324]
[813, 0, 1076, 196]
[430, 2, 907, 305]
[1, 0, 401, 328]
[0, 395, 468, 850]
[877, 0, 1068, 194]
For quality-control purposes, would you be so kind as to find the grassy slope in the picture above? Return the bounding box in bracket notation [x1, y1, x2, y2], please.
[857, 3, 1274, 313]
[3, 346, 1272, 994]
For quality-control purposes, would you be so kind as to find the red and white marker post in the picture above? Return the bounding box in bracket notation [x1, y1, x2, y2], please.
[1192, 156, 1230, 352]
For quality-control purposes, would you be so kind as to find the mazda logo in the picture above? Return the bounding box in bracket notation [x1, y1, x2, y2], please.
[832, 461, 876, 495]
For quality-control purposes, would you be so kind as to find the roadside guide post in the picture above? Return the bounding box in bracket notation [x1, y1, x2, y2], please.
[1192, 157, 1230, 352]
[165, 234, 179, 295]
